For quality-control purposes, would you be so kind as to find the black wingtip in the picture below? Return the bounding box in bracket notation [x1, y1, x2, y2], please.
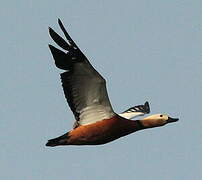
[48, 27, 54, 34]
[48, 27, 55, 35]
[57, 19, 78, 49]
[48, 26, 71, 51]
[48, 43, 53, 48]
[58, 19, 63, 30]
[58, 18, 62, 25]
[48, 44, 53, 51]
[144, 101, 150, 114]
[48, 44, 56, 51]
[48, 27, 52, 37]
[48, 44, 71, 70]
[48, 44, 58, 53]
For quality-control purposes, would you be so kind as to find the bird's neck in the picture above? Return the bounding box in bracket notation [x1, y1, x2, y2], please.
[118, 118, 146, 134]
[123, 118, 160, 132]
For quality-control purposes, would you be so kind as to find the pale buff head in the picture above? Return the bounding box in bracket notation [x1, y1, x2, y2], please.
[141, 114, 179, 128]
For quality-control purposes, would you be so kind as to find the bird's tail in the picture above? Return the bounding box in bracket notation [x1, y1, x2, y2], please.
[46, 133, 69, 147]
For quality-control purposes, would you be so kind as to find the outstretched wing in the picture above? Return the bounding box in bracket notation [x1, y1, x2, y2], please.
[49, 19, 115, 128]
[119, 101, 150, 119]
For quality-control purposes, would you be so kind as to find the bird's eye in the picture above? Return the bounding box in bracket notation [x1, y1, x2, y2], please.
[160, 114, 163, 117]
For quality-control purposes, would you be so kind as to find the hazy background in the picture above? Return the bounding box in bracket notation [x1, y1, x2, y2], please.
[1, 0, 202, 179]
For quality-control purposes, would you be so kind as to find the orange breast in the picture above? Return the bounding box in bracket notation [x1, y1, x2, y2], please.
[67, 116, 142, 145]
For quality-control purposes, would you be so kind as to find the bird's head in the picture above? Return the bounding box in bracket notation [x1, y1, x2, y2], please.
[140, 114, 179, 128]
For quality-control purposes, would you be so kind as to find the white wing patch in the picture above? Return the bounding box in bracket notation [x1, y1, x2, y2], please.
[119, 111, 145, 119]
[78, 105, 115, 126]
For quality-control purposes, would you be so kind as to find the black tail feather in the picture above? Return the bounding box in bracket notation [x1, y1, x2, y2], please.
[46, 133, 69, 147]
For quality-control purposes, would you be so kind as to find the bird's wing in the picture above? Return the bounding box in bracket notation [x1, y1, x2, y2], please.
[49, 19, 115, 128]
[119, 101, 150, 119]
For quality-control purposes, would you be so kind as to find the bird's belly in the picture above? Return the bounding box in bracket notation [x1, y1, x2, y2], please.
[68, 118, 135, 145]
[69, 129, 122, 145]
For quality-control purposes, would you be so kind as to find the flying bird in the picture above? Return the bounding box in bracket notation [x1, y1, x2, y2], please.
[46, 19, 179, 146]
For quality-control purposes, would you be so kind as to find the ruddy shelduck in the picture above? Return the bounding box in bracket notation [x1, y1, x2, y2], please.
[46, 19, 179, 146]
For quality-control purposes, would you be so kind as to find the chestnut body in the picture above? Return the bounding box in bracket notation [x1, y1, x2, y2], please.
[46, 116, 143, 146]
[68, 116, 143, 145]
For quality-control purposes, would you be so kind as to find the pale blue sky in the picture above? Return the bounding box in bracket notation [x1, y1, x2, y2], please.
[1, 0, 202, 179]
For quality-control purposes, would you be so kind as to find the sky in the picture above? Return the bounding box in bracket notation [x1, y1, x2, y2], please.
[1, 0, 202, 179]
